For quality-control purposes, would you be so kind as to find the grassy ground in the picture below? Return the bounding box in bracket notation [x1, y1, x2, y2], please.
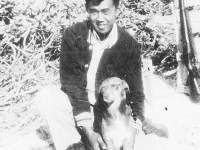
[0, 74, 200, 150]
[1, 0, 200, 150]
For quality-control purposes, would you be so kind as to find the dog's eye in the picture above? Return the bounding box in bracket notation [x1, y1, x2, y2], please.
[110, 84, 115, 88]
[124, 87, 129, 92]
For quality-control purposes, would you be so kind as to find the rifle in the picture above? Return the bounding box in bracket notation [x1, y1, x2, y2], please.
[176, 0, 200, 102]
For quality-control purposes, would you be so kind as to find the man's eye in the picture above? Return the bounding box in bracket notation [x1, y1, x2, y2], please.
[102, 9, 110, 15]
[89, 9, 98, 14]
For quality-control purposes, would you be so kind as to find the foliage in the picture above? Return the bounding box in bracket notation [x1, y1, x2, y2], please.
[0, 0, 87, 138]
[127, 0, 172, 15]
[0, 0, 177, 139]
[124, 0, 177, 75]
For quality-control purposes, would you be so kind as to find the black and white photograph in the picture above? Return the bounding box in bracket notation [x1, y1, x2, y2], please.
[0, 0, 200, 149]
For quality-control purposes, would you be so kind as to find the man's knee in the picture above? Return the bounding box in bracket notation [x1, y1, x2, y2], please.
[35, 86, 59, 109]
[35, 86, 72, 112]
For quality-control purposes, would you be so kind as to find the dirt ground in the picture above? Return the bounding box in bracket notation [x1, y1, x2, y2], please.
[1, 0, 200, 149]
[0, 74, 200, 150]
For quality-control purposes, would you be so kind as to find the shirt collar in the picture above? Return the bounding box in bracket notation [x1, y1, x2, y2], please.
[87, 22, 118, 48]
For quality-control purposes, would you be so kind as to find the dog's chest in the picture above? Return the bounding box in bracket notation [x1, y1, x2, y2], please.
[102, 118, 130, 148]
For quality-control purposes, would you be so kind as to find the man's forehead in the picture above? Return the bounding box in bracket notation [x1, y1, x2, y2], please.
[88, 0, 114, 9]
[88, 0, 104, 5]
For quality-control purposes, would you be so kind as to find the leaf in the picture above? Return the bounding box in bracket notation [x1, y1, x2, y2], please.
[35, 13, 42, 21]
[13, 5, 23, 14]
[21, 28, 30, 38]
[0, 9, 4, 14]
[18, 26, 27, 33]
[49, 6, 56, 17]
[0, 20, 5, 26]
[41, 19, 49, 27]
[28, 18, 37, 24]
[37, 0, 47, 11]
[31, 5, 40, 15]
[51, 15, 57, 24]
[46, 23, 54, 31]
[21, 19, 29, 28]
[0, 22, 6, 35]
[13, 36, 21, 43]
[33, 21, 39, 28]
[5, 4, 13, 9]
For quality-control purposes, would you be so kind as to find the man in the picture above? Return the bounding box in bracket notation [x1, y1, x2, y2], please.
[36, 0, 146, 149]
[60, 0, 145, 148]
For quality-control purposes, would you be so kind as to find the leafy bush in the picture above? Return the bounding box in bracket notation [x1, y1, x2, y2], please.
[0, 0, 87, 136]
[0, 0, 177, 136]
[124, 0, 177, 75]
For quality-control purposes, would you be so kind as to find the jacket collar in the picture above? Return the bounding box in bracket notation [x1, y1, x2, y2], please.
[74, 20, 125, 51]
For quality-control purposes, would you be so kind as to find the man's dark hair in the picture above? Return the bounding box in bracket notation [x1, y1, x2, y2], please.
[85, 0, 120, 10]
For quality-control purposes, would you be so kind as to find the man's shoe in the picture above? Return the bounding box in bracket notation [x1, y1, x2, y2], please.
[66, 142, 86, 150]
[30, 143, 56, 150]
[142, 118, 169, 138]
[36, 125, 53, 144]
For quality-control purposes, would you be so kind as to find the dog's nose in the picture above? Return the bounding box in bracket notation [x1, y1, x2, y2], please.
[103, 93, 109, 100]
[115, 84, 120, 90]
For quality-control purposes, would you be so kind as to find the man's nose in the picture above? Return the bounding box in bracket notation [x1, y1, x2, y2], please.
[96, 12, 104, 22]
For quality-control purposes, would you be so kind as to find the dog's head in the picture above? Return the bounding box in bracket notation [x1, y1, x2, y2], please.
[99, 77, 129, 105]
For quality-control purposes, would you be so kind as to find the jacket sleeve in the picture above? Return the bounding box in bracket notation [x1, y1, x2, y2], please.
[126, 43, 145, 123]
[59, 28, 92, 124]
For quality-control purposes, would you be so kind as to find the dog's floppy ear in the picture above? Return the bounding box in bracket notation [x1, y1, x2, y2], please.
[99, 78, 109, 94]
[99, 83, 105, 94]
[122, 80, 129, 93]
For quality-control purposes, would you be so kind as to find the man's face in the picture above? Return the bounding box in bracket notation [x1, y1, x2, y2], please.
[87, 0, 118, 34]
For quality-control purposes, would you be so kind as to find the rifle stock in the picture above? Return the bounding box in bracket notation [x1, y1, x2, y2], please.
[177, 0, 200, 102]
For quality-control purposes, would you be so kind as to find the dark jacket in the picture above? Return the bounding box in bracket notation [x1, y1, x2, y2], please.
[60, 20, 145, 122]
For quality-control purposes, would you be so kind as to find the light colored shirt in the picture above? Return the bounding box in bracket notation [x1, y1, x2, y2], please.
[87, 23, 118, 105]
[75, 23, 118, 127]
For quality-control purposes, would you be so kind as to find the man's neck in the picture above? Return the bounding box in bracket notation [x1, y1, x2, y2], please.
[92, 25, 112, 41]
[96, 31, 111, 41]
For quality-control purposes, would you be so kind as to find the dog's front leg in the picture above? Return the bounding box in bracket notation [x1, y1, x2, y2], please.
[104, 142, 114, 150]
[123, 128, 137, 150]
[102, 130, 122, 150]
[101, 124, 117, 150]
[101, 130, 114, 150]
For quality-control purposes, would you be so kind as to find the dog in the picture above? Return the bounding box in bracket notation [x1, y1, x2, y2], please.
[97, 77, 137, 150]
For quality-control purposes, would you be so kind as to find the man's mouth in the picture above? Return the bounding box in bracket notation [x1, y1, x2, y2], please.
[97, 24, 106, 29]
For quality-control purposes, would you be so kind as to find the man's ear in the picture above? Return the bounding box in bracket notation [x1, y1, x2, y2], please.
[116, 7, 120, 16]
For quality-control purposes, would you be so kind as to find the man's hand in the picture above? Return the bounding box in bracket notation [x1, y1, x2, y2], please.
[81, 126, 106, 150]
